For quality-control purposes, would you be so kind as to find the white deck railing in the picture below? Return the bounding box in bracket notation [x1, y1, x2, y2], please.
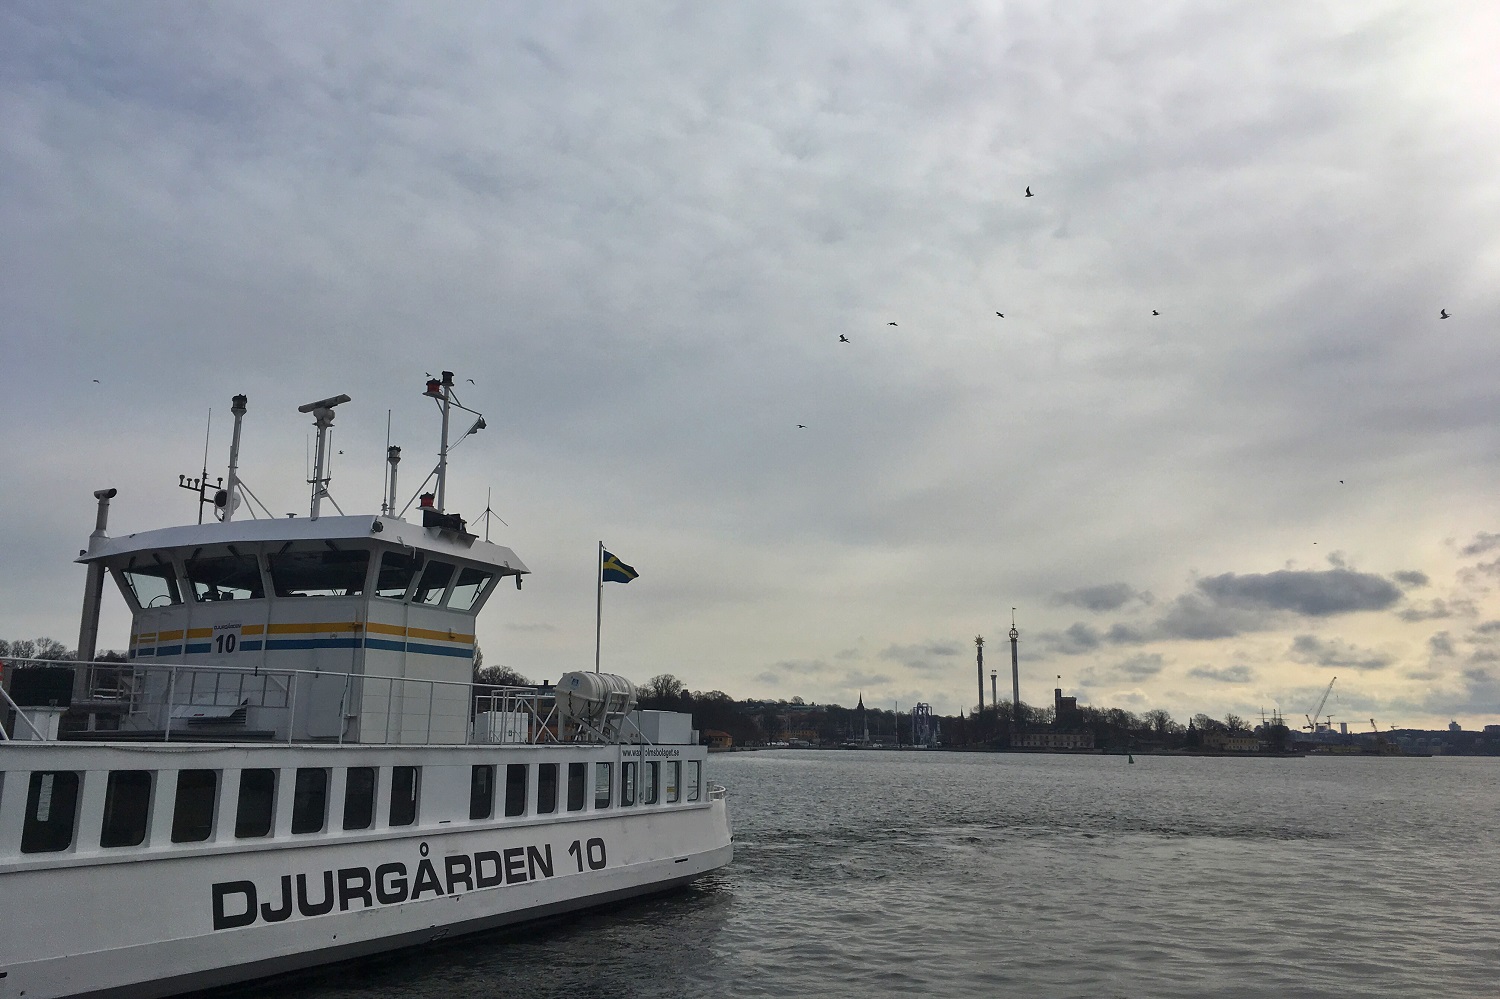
[0, 657, 566, 747]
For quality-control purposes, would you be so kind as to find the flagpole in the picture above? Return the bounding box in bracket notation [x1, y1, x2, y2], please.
[594, 540, 603, 674]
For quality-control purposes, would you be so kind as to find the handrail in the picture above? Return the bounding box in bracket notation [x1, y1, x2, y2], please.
[707, 782, 727, 800]
[0, 683, 49, 741]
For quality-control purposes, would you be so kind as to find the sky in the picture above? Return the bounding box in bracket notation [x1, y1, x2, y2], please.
[3, 1, 1499, 728]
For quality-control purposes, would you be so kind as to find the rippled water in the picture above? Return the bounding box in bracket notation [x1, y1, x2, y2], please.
[267, 752, 1500, 999]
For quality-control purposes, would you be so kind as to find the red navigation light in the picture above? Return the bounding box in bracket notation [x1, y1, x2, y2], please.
[424, 379, 442, 397]
[419, 493, 435, 509]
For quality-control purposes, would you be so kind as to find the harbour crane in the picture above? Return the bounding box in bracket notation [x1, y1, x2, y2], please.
[1303, 676, 1337, 731]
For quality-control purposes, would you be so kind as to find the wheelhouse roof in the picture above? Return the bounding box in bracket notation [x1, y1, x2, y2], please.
[78, 514, 528, 575]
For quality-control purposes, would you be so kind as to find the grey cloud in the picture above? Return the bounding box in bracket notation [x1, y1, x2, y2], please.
[1392, 570, 1429, 588]
[1050, 582, 1151, 613]
[1428, 632, 1456, 657]
[1187, 664, 1255, 683]
[1398, 598, 1475, 622]
[1289, 634, 1393, 672]
[1114, 654, 1165, 680]
[1153, 595, 1271, 641]
[878, 641, 963, 673]
[761, 659, 832, 677]
[843, 670, 893, 689]
[1461, 532, 1500, 558]
[1197, 569, 1402, 617]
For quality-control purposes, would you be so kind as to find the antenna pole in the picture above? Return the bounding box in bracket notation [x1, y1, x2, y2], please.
[298, 393, 352, 521]
[436, 371, 454, 513]
[198, 408, 212, 524]
[1009, 608, 1021, 730]
[224, 395, 247, 522]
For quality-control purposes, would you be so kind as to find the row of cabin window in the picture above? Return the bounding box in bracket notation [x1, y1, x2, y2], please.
[11, 759, 703, 855]
[114, 547, 498, 611]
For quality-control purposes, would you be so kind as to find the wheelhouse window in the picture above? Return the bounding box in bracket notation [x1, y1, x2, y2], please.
[504, 764, 528, 817]
[21, 771, 80, 854]
[343, 767, 376, 830]
[537, 763, 558, 815]
[236, 769, 276, 838]
[687, 761, 701, 802]
[267, 549, 370, 597]
[374, 551, 422, 600]
[448, 567, 494, 612]
[412, 561, 455, 605]
[567, 762, 587, 812]
[291, 768, 329, 834]
[470, 765, 495, 820]
[185, 552, 264, 602]
[120, 562, 182, 608]
[100, 770, 153, 848]
[171, 770, 218, 843]
[390, 766, 420, 826]
[594, 763, 612, 809]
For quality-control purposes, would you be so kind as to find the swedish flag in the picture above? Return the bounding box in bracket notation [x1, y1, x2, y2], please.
[601, 550, 639, 584]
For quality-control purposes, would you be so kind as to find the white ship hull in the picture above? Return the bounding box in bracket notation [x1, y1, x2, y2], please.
[0, 742, 732, 999]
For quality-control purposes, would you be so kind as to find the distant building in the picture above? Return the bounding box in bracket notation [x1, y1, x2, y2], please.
[1201, 730, 1260, 752]
[1013, 731, 1094, 750]
[703, 729, 733, 750]
[1449, 720, 1462, 733]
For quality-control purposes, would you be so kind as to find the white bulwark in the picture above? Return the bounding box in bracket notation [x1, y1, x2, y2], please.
[0, 375, 732, 999]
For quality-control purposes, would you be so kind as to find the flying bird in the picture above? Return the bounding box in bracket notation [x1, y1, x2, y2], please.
[797, 424, 807, 429]
[1025, 186, 1033, 198]
[1152, 310, 1160, 316]
[92, 379, 100, 383]
[996, 312, 1004, 318]
[888, 322, 898, 326]
[839, 334, 849, 342]
[1339, 480, 1344, 484]
[1440, 309, 1450, 319]
[466, 378, 475, 384]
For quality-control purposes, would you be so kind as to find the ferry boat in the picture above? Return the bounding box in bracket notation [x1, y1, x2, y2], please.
[0, 374, 733, 999]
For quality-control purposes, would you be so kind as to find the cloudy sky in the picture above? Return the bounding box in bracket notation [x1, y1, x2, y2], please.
[3, 1, 1499, 727]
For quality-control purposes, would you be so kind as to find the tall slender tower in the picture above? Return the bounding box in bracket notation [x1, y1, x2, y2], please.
[1009, 608, 1021, 729]
[975, 635, 985, 715]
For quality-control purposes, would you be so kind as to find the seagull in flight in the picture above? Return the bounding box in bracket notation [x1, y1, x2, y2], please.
[1440, 309, 1450, 319]
[1025, 186, 1033, 198]
[888, 322, 898, 326]
[92, 379, 100, 383]
[466, 378, 475, 384]
[996, 312, 1004, 318]
[797, 424, 807, 429]
[839, 334, 849, 342]
[1152, 310, 1160, 316]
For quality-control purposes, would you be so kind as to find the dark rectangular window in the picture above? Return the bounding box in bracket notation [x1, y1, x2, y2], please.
[291, 769, 328, 834]
[621, 761, 637, 807]
[594, 762, 612, 809]
[236, 769, 276, 838]
[21, 771, 80, 853]
[343, 767, 375, 830]
[537, 763, 558, 815]
[470, 765, 494, 820]
[390, 766, 419, 826]
[171, 770, 218, 843]
[666, 761, 681, 803]
[567, 762, 587, 812]
[100, 770, 153, 847]
[121, 563, 182, 608]
[412, 561, 455, 605]
[185, 553, 264, 602]
[687, 761, 701, 802]
[504, 764, 528, 817]
[643, 761, 659, 805]
[374, 551, 421, 600]
[267, 549, 370, 597]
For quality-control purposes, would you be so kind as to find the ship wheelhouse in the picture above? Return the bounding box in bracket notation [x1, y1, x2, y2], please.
[80, 515, 528, 744]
